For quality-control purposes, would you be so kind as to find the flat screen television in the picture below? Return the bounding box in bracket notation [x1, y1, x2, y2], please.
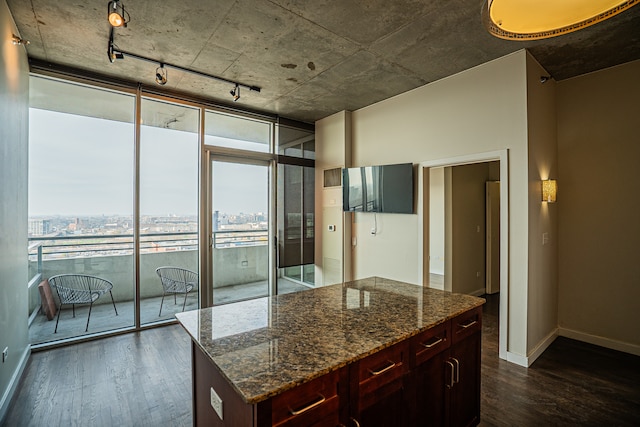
[342, 163, 414, 213]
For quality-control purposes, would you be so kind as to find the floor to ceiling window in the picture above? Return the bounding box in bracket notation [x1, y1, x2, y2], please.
[27, 72, 314, 347]
[139, 98, 200, 324]
[28, 76, 136, 344]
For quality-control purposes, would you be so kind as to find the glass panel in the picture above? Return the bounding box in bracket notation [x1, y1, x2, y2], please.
[276, 125, 315, 292]
[211, 161, 270, 305]
[139, 98, 200, 324]
[204, 110, 271, 153]
[28, 76, 135, 344]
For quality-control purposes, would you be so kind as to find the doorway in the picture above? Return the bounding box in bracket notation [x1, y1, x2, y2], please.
[210, 159, 272, 305]
[420, 150, 508, 360]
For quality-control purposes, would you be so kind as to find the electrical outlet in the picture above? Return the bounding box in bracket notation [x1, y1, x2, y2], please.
[2, 347, 8, 363]
[210, 387, 223, 420]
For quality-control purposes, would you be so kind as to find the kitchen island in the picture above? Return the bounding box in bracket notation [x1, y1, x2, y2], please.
[176, 276, 485, 426]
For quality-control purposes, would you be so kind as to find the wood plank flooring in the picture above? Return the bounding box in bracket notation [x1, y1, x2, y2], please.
[3, 293, 639, 426]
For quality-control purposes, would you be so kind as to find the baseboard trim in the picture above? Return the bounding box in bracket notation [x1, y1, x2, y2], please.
[559, 327, 640, 356]
[526, 328, 559, 366]
[469, 287, 486, 297]
[505, 351, 528, 367]
[0, 345, 30, 423]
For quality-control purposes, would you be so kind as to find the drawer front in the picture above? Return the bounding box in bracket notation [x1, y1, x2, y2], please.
[451, 306, 482, 344]
[271, 369, 341, 427]
[356, 341, 408, 386]
[413, 321, 450, 366]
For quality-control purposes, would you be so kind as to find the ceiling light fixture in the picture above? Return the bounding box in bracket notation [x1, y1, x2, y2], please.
[107, 28, 124, 63]
[230, 84, 240, 102]
[155, 64, 168, 85]
[11, 34, 30, 46]
[483, 0, 639, 40]
[106, 7, 261, 100]
[107, 0, 129, 28]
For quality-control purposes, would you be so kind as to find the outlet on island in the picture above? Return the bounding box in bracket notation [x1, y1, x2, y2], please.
[210, 387, 223, 420]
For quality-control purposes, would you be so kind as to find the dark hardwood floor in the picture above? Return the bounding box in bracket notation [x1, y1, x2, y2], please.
[3, 293, 639, 426]
[479, 293, 640, 426]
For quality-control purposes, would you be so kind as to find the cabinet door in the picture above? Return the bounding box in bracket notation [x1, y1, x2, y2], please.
[449, 307, 482, 427]
[349, 341, 409, 426]
[412, 321, 451, 426]
[414, 349, 449, 426]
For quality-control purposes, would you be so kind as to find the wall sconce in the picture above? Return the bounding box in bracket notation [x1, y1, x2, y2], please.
[542, 179, 557, 203]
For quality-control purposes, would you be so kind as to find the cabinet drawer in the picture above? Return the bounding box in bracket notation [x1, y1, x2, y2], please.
[271, 369, 341, 427]
[356, 341, 408, 385]
[354, 341, 408, 410]
[413, 321, 450, 366]
[451, 307, 482, 344]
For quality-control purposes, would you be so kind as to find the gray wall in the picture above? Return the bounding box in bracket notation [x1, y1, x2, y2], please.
[0, 0, 30, 420]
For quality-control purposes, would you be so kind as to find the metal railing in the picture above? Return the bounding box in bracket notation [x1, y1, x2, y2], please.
[27, 229, 268, 283]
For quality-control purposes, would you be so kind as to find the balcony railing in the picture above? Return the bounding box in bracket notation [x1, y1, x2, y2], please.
[27, 230, 270, 320]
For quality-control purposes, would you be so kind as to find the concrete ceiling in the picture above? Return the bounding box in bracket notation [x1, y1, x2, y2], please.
[7, 0, 640, 124]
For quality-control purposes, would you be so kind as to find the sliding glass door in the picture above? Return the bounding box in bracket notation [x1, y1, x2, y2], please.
[210, 160, 271, 305]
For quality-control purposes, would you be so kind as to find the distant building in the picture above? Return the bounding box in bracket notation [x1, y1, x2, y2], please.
[28, 219, 51, 236]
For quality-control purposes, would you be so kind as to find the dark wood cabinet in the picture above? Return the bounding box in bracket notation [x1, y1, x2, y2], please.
[190, 306, 481, 427]
[348, 340, 409, 426]
[413, 307, 482, 427]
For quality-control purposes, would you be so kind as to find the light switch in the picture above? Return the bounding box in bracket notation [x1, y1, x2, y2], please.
[328, 224, 336, 232]
[542, 232, 549, 245]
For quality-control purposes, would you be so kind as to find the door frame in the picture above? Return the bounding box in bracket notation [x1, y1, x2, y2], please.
[418, 149, 509, 360]
[201, 146, 277, 308]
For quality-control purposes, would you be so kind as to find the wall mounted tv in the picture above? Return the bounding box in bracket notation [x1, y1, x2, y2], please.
[342, 163, 414, 214]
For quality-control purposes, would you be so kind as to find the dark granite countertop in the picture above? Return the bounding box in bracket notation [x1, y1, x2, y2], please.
[175, 276, 485, 404]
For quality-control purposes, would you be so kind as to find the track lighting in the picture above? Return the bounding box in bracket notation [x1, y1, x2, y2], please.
[106, 10, 261, 99]
[107, 0, 129, 28]
[11, 34, 30, 46]
[230, 84, 240, 102]
[107, 29, 124, 63]
[155, 64, 168, 85]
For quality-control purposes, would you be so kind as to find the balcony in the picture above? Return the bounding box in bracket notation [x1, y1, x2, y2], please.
[28, 231, 310, 345]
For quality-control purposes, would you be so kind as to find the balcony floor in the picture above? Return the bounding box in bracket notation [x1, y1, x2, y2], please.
[30, 278, 310, 346]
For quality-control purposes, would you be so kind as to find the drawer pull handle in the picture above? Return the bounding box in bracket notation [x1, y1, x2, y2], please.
[368, 360, 396, 376]
[459, 319, 477, 329]
[289, 394, 326, 416]
[421, 337, 443, 349]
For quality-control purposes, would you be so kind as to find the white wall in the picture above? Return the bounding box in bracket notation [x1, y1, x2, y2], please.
[525, 53, 559, 358]
[0, 0, 30, 420]
[557, 59, 640, 355]
[315, 111, 352, 286]
[317, 50, 532, 359]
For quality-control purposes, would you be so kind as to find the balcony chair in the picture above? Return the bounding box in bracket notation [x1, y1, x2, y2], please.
[156, 266, 198, 316]
[48, 274, 118, 333]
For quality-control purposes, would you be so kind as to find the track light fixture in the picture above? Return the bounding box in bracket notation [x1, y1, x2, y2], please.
[155, 64, 168, 85]
[106, 7, 261, 100]
[11, 34, 30, 46]
[107, 0, 129, 28]
[107, 28, 124, 63]
[230, 84, 240, 102]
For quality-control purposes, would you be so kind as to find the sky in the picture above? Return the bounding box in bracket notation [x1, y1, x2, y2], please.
[29, 109, 268, 217]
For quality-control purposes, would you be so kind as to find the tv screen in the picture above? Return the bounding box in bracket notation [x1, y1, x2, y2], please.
[342, 163, 414, 213]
